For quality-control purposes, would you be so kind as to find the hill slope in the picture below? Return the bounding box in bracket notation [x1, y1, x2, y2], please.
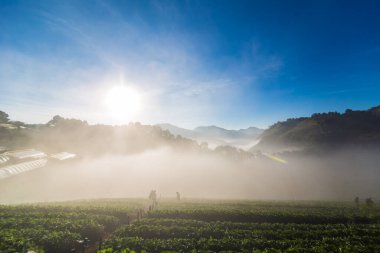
[0, 113, 255, 160]
[254, 106, 380, 152]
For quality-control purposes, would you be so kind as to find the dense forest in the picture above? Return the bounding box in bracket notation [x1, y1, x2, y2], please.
[255, 106, 380, 152]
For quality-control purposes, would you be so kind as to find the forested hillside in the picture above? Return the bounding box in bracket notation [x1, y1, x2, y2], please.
[0, 112, 252, 159]
[255, 106, 380, 152]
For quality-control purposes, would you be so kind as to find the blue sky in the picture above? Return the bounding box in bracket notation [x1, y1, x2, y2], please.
[0, 0, 379, 129]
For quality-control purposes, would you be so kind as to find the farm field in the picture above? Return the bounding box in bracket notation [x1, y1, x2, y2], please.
[0, 199, 379, 253]
[0, 199, 144, 253]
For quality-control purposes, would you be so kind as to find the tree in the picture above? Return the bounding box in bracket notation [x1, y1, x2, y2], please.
[48, 115, 64, 125]
[0, 111, 9, 123]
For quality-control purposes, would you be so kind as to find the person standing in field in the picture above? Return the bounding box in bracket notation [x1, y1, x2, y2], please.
[366, 197, 374, 207]
[355, 196, 359, 207]
[148, 190, 153, 201]
[176, 192, 181, 201]
[149, 190, 157, 209]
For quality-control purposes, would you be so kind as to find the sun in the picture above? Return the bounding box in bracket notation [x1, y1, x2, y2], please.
[105, 86, 141, 121]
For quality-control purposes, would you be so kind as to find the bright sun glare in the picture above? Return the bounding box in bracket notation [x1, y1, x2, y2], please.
[105, 86, 142, 121]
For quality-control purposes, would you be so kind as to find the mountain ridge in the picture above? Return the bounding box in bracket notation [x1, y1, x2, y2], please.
[157, 124, 264, 149]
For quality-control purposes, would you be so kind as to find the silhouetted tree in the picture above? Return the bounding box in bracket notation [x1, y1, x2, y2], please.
[0, 111, 9, 123]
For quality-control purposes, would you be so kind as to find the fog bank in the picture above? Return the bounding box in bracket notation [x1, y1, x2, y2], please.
[0, 148, 379, 204]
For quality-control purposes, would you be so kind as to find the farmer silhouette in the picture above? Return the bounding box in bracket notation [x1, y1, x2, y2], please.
[366, 197, 374, 207]
[354, 196, 359, 207]
[149, 190, 157, 208]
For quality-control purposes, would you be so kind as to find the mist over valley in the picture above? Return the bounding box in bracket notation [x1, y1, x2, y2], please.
[1, 106, 379, 203]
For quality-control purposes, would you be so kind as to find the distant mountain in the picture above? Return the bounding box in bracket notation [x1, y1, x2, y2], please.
[157, 124, 263, 149]
[157, 124, 195, 138]
[254, 105, 380, 152]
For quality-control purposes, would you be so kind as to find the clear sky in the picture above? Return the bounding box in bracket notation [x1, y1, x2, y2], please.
[1, 0, 379, 129]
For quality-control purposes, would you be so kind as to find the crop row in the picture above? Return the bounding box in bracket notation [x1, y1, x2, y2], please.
[148, 209, 378, 224]
[101, 235, 379, 253]
[100, 217, 380, 252]
[111, 219, 380, 240]
[0, 205, 131, 253]
[134, 218, 379, 231]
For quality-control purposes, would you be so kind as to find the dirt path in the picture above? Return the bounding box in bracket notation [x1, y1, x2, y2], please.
[86, 204, 154, 253]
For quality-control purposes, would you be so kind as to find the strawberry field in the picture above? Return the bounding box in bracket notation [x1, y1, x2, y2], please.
[0, 199, 379, 253]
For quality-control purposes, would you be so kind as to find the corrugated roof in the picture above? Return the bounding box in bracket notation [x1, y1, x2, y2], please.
[0, 159, 48, 179]
[0, 155, 9, 164]
[5, 149, 47, 159]
[50, 152, 76, 161]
